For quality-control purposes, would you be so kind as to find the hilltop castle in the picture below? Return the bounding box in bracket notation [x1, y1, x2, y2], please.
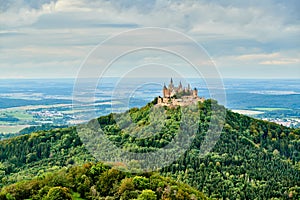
[157, 78, 204, 106]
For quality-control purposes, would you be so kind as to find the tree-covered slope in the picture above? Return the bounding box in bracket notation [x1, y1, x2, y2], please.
[162, 109, 300, 199]
[0, 99, 299, 199]
[0, 162, 207, 200]
[0, 126, 95, 185]
[95, 99, 300, 199]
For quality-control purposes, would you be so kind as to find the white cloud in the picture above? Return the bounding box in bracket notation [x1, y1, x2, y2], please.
[215, 51, 300, 66]
[0, 1, 56, 27]
[240, 52, 300, 66]
[1, 0, 299, 42]
[259, 59, 300, 65]
[0, 0, 299, 78]
[236, 53, 280, 60]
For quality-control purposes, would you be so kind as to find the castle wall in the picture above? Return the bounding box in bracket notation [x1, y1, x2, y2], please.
[157, 79, 205, 107]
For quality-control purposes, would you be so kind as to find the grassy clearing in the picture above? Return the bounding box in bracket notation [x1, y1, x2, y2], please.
[0, 125, 30, 133]
[9, 110, 33, 120]
[0, 121, 12, 125]
[0, 110, 33, 120]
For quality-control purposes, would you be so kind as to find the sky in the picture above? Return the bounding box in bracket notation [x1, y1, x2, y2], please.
[0, 0, 299, 79]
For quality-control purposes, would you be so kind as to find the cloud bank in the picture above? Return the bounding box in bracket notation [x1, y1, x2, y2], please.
[0, 0, 299, 78]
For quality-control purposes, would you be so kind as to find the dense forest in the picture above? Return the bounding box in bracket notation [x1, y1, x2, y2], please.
[0, 162, 207, 200]
[0, 99, 299, 199]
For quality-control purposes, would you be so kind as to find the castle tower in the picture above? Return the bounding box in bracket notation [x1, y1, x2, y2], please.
[193, 88, 198, 98]
[163, 83, 169, 98]
[178, 81, 183, 92]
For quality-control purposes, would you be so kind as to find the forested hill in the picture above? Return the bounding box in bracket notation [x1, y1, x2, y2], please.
[0, 99, 299, 199]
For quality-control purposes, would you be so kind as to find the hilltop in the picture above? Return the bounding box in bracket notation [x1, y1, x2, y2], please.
[0, 99, 299, 199]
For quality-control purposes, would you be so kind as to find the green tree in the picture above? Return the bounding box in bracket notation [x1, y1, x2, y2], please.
[45, 187, 72, 200]
[118, 178, 134, 194]
[137, 189, 157, 200]
[133, 176, 149, 190]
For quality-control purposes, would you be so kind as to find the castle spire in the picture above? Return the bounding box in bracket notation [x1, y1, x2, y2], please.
[178, 81, 183, 92]
[169, 78, 174, 90]
[163, 83, 167, 89]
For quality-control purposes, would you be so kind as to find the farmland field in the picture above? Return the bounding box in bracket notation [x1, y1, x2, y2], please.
[0, 125, 30, 133]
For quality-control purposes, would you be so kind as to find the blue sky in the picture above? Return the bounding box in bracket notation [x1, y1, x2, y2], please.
[0, 0, 299, 79]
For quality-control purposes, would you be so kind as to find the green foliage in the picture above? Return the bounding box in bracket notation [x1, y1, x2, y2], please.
[0, 99, 299, 199]
[0, 162, 207, 200]
[137, 189, 157, 200]
[45, 186, 73, 200]
[92, 99, 299, 198]
[118, 178, 134, 194]
[0, 126, 95, 187]
[161, 102, 300, 199]
[132, 176, 149, 190]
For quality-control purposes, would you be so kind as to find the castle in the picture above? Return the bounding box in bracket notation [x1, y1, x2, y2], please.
[157, 78, 204, 106]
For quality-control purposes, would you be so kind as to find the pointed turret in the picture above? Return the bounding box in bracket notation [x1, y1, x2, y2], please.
[179, 81, 182, 89]
[169, 78, 174, 89]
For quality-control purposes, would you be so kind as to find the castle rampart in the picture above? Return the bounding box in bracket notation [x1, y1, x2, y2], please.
[157, 78, 204, 107]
